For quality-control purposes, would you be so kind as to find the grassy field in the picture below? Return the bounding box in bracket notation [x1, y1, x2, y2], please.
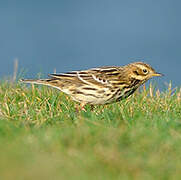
[0, 80, 181, 180]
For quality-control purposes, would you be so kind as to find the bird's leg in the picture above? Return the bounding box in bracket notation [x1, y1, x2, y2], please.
[75, 102, 87, 112]
[81, 103, 95, 111]
[80, 102, 87, 111]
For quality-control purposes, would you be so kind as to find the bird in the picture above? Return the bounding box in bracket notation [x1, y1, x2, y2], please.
[20, 62, 163, 109]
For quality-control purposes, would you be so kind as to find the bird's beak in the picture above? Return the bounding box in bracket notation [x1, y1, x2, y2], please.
[152, 72, 164, 77]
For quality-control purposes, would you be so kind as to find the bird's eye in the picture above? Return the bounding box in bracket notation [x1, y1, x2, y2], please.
[143, 69, 148, 74]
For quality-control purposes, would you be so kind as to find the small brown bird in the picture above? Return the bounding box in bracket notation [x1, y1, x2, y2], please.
[21, 62, 162, 109]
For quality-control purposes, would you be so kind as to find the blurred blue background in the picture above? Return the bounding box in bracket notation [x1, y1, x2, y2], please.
[0, 0, 180, 88]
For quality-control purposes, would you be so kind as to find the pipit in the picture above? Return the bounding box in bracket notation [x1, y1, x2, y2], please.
[21, 62, 162, 109]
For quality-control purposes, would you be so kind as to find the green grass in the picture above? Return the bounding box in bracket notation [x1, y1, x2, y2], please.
[0, 81, 181, 180]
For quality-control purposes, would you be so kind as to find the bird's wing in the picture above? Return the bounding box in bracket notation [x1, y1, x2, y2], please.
[48, 66, 126, 87]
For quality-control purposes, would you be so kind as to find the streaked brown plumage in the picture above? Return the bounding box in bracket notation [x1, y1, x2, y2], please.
[20, 62, 162, 108]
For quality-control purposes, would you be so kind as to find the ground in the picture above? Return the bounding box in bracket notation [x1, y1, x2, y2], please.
[0, 81, 180, 180]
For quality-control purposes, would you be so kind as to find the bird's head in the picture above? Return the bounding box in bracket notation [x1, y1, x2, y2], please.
[126, 62, 163, 82]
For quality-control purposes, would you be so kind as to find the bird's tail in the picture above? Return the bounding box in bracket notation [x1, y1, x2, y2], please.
[20, 79, 50, 85]
[20, 78, 64, 91]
